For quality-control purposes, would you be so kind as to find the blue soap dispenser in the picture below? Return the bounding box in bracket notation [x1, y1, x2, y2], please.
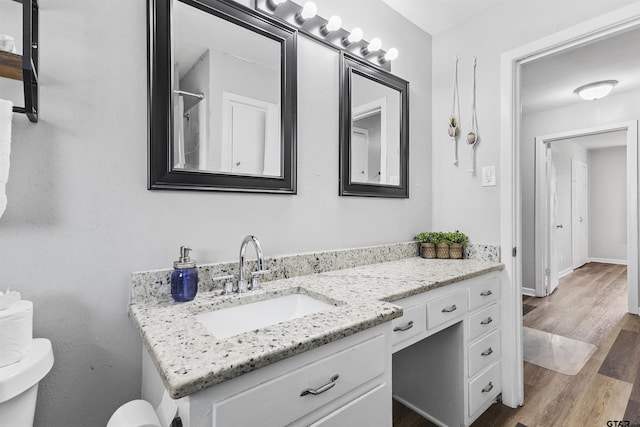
[171, 246, 198, 302]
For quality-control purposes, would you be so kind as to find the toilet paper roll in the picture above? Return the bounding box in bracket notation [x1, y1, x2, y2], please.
[0, 300, 33, 368]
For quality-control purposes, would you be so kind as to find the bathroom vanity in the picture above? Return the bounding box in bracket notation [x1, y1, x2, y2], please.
[130, 251, 504, 427]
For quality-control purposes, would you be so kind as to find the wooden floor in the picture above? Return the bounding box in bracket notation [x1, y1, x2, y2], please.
[393, 262, 640, 427]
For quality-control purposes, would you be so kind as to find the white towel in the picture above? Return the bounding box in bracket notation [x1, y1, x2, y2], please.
[0, 99, 13, 219]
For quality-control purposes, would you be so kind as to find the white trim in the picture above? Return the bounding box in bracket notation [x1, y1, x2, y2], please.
[590, 258, 628, 266]
[559, 267, 574, 279]
[353, 97, 388, 184]
[500, 2, 640, 408]
[571, 158, 589, 270]
[522, 287, 536, 297]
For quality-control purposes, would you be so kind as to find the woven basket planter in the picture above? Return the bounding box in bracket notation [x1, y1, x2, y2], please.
[449, 243, 464, 259]
[421, 243, 437, 259]
[436, 242, 450, 259]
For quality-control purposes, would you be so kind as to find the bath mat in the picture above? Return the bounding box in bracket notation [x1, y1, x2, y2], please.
[523, 327, 597, 375]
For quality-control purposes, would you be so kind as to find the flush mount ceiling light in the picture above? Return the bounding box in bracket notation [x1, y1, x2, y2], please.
[574, 80, 618, 100]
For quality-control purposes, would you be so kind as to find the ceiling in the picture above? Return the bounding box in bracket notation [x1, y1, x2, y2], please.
[380, 0, 504, 35]
[381, 1, 640, 115]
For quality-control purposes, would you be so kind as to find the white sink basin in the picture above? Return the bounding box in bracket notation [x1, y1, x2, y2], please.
[196, 293, 337, 339]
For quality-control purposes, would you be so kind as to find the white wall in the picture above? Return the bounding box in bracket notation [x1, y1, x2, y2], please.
[431, 0, 638, 246]
[590, 146, 627, 262]
[520, 89, 640, 289]
[0, 0, 431, 425]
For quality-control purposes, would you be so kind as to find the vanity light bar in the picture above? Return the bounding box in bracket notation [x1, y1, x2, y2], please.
[255, 0, 396, 71]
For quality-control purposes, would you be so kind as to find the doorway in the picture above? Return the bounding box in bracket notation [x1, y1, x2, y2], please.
[499, 3, 640, 408]
[533, 126, 631, 299]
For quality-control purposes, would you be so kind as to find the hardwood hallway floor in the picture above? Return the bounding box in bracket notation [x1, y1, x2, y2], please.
[392, 262, 640, 427]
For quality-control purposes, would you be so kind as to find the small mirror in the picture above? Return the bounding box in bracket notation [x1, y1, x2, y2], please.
[340, 54, 409, 197]
[148, 0, 297, 193]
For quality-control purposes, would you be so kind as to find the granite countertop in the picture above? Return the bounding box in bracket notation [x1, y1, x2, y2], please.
[129, 257, 504, 399]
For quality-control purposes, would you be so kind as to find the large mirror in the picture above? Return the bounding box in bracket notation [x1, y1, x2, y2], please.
[339, 54, 409, 198]
[148, 0, 297, 193]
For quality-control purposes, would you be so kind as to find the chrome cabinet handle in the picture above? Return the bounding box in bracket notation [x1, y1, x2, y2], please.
[441, 304, 457, 313]
[481, 347, 494, 357]
[480, 317, 493, 325]
[300, 374, 339, 396]
[480, 290, 493, 297]
[481, 382, 494, 393]
[393, 321, 414, 332]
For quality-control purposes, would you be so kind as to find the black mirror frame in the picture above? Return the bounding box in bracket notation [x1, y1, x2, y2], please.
[147, 0, 297, 193]
[339, 53, 409, 198]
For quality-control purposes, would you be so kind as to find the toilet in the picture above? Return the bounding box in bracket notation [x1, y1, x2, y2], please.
[0, 338, 54, 427]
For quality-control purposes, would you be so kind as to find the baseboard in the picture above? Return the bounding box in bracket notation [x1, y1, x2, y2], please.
[522, 287, 536, 297]
[559, 267, 573, 278]
[589, 257, 628, 265]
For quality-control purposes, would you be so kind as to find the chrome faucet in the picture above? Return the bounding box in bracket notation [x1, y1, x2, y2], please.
[237, 235, 269, 293]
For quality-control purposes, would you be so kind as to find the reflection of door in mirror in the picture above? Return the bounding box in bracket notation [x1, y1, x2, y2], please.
[352, 101, 385, 184]
[350, 74, 400, 186]
[222, 92, 281, 177]
[173, 0, 281, 177]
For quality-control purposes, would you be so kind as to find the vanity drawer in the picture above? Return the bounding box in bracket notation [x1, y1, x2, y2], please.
[214, 334, 386, 427]
[468, 303, 500, 342]
[468, 277, 501, 311]
[468, 362, 501, 417]
[391, 303, 426, 350]
[426, 290, 467, 329]
[468, 329, 501, 378]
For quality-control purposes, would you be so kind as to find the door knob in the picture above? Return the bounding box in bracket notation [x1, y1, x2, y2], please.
[556, 224, 563, 229]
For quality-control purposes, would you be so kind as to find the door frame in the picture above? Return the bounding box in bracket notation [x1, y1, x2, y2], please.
[499, 3, 640, 408]
[571, 157, 589, 270]
[533, 124, 636, 299]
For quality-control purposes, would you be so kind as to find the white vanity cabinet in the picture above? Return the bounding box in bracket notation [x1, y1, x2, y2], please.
[141, 323, 393, 427]
[391, 272, 502, 426]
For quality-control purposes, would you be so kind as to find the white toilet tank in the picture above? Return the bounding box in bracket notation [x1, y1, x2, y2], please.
[0, 338, 54, 427]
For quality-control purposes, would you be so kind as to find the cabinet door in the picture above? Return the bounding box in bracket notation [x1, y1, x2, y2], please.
[309, 384, 389, 427]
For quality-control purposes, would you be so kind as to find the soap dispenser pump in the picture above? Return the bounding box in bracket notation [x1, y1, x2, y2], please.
[171, 246, 198, 302]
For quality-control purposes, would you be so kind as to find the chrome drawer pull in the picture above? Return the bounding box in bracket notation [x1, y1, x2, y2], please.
[480, 290, 493, 297]
[481, 347, 494, 357]
[394, 321, 414, 332]
[441, 304, 457, 313]
[481, 382, 494, 393]
[480, 317, 493, 325]
[300, 374, 340, 397]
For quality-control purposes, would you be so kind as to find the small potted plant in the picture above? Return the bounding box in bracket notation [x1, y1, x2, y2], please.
[416, 232, 439, 259]
[466, 130, 477, 144]
[448, 116, 458, 138]
[446, 230, 469, 259]
[435, 232, 450, 259]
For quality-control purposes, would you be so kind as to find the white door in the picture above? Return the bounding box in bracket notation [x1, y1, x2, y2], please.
[351, 127, 369, 183]
[547, 146, 559, 295]
[572, 158, 589, 268]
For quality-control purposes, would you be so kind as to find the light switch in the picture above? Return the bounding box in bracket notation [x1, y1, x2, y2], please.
[482, 166, 496, 187]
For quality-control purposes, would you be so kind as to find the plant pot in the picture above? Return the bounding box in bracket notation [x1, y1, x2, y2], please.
[436, 242, 450, 259]
[466, 133, 477, 144]
[449, 243, 464, 259]
[421, 243, 436, 259]
[448, 127, 458, 138]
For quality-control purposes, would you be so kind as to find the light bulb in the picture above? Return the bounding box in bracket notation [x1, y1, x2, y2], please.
[362, 37, 382, 55]
[267, 0, 287, 10]
[298, 1, 317, 20]
[368, 37, 382, 52]
[325, 15, 342, 32]
[345, 27, 363, 44]
[381, 47, 399, 62]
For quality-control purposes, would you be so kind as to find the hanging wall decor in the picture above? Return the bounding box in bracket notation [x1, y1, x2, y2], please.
[449, 55, 461, 165]
[467, 57, 479, 173]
